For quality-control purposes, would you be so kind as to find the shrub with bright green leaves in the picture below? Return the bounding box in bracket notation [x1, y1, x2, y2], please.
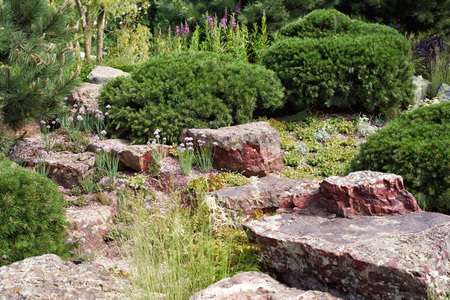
[262, 9, 414, 119]
[348, 102, 450, 213]
[98, 51, 285, 143]
[0, 156, 70, 266]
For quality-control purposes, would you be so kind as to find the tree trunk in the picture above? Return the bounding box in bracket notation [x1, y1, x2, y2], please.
[96, 3, 106, 64]
[84, 6, 92, 65]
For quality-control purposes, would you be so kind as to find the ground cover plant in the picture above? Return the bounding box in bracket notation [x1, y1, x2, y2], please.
[262, 9, 415, 119]
[98, 51, 285, 144]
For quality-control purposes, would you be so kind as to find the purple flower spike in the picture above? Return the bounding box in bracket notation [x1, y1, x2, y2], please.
[235, 0, 241, 13]
[184, 21, 189, 34]
[175, 26, 181, 35]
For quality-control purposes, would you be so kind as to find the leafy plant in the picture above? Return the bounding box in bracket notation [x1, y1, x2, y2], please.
[0, 156, 70, 266]
[262, 9, 414, 119]
[348, 102, 450, 213]
[98, 51, 285, 144]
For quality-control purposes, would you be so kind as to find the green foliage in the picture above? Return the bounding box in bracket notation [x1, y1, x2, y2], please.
[0, 0, 80, 130]
[99, 51, 285, 143]
[262, 9, 414, 119]
[0, 157, 70, 266]
[348, 102, 450, 213]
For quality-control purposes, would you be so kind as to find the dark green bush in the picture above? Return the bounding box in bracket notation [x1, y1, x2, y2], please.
[98, 51, 285, 143]
[262, 9, 414, 119]
[0, 156, 70, 266]
[348, 102, 450, 213]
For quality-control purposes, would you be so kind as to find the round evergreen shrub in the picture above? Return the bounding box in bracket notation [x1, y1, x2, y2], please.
[261, 9, 414, 119]
[0, 156, 70, 266]
[98, 51, 285, 143]
[348, 102, 450, 213]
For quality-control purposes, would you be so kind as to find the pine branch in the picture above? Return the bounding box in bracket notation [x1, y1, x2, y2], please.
[18, 0, 42, 24]
[42, 0, 67, 33]
[54, 65, 80, 95]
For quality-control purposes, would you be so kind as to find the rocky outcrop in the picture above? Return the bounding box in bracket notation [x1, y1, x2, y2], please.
[181, 122, 284, 177]
[190, 271, 341, 300]
[211, 176, 317, 214]
[87, 66, 130, 84]
[244, 211, 450, 299]
[319, 171, 420, 217]
[66, 204, 116, 249]
[212, 171, 420, 217]
[70, 83, 102, 109]
[26, 151, 96, 188]
[0, 254, 134, 299]
[437, 83, 450, 102]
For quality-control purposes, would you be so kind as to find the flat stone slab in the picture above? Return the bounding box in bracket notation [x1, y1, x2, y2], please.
[190, 271, 341, 300]
[244, 211, 450, 299]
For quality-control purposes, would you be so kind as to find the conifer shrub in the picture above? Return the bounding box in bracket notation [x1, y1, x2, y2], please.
[98, 51, 285, 143]
[261, 9, 414, 118]
[348, 102, 450, 213]
[0, 155, 70, 266]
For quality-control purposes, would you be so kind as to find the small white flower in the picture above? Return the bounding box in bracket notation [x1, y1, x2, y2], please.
[201, 134, 206, 138]
[80, 238, 86, 243]
[106, 104, 111, 109]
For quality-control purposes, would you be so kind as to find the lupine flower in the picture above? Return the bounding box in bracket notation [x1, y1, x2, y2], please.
[175, 26, 181, 35]
[231, 15, 237, 27]
[168, 25, 172, 33]
[77, 115, 83, 121]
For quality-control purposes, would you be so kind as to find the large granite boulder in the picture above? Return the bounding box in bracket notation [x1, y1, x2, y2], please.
[190, 271, 341, 300]
[437, 83, 450, 102]
[0, 254, 134, 299]
[26, 151, 96, 188]
[181, 122, 284, 177]
[244, 212, 450, 299]
[87, 66, 130, 84]
[319, 171, 420, 217]
[211, 176, 317, 214]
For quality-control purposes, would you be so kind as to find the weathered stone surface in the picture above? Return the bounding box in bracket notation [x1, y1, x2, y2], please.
[437, 83, 450, 102]
[26, 151, 95, 188]
[279, 179, 324, 215]
[87, 139, 169, 171]
[0, 254, 133, 300]
[87, 66, 130, 84]
[320, 171, 420, 217]
[211, 176, 316, 214]
[413, 75, 430, 103]
[244, 212, 450, 300]
[119, 144, 170, 172]
[70, 82, 102, 109]
[181, 122, 284, 177]
[190, 271, 341, 300]
[66, 204, 116, 249]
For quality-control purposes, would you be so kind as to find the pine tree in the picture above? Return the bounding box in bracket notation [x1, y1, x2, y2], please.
[0, 0, 80, 131]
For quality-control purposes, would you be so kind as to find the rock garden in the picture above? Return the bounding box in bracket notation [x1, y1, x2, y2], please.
[1, 2, 450, 300]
